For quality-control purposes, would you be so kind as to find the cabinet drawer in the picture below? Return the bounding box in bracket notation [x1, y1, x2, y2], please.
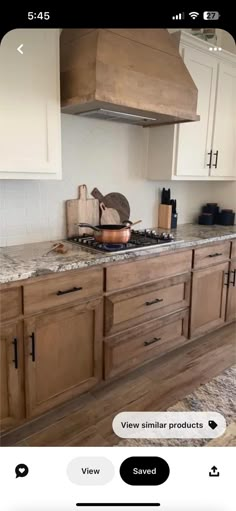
[104, 310, 189, 379]
[231, 240, 236, 260]
[193, 242, 230, 269]
[24, 268, 103, 314]
[105, 250, 192, 292]
[105, 273, 190, 335]
[0, 288, 22, 322]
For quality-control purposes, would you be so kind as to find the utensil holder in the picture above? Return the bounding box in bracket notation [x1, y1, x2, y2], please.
[158, 205, 172, 230]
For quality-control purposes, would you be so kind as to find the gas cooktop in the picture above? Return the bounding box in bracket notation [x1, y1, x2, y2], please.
[68, 230, 177, 253]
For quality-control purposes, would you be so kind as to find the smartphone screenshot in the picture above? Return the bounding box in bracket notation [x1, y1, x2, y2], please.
[0, 7, 235, 510]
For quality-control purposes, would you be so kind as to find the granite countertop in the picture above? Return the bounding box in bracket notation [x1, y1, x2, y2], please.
[0, 224, 236, 285]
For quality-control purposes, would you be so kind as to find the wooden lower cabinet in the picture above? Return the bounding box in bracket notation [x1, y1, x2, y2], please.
[231, 240, 236, 259]
[105, 250, 192, 291]
[0, 287, 22, 322]
[0, 322, 24, 430]
[226, 260, 236, 322]
[193, 242, 230, 269]
[104, 309, 189, 379]
[190, 262, 229, 338]
[24, 299, 103, 417]
[105, 273, 190, 335]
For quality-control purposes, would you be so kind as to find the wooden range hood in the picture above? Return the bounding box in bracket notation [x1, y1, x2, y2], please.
[60, 29, 200, 127]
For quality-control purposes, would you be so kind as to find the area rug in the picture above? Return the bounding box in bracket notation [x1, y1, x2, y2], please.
[117, 365, 236, 447]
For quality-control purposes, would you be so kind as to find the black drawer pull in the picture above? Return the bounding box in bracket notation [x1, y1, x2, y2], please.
[208, 253, 222, 258]
[224, 272, 230, 287]
[207, 150, 212, 168]
[212, 150, 219, 168]
[12, 338, 18, 369]
[144, 337, 161, 347]
[145, 298, 163, 306]
[231, 269, 236, 287]
[57, 286, 82, 296]
[29, 332, 36, 362]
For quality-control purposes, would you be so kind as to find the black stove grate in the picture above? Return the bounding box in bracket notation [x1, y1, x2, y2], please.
[68, 230, 175, 253]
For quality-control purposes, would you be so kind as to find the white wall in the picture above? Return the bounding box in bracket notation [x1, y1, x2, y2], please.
[0, 114, 232, 247]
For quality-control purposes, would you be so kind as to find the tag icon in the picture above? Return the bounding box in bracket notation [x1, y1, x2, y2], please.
[208, 420, 218, 430]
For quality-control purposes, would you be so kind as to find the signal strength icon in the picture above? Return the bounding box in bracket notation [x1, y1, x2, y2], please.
[189, 11, 200, 19]
[172, 12, 185, 20]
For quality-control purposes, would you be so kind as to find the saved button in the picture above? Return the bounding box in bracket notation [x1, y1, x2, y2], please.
[120, 457, 170, 486]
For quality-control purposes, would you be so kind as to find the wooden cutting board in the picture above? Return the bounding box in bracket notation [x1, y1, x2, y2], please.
[100, 202, 120, 225]
[66, 185, 99, 237]
[91, 188, 130, 222]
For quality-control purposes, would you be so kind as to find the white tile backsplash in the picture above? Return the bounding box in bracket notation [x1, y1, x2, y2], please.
[0, 114, 235, 246]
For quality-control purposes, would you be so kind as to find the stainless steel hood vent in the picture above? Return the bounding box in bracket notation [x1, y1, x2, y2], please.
[79, 109, 158, 126]
[60, 29, 200, 126]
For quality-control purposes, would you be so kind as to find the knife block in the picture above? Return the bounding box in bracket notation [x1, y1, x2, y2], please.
[158, 204, 172, 230]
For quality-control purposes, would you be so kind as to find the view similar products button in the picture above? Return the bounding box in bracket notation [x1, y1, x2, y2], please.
[113, 412, 226, 439]
[120, 457, 170, 486]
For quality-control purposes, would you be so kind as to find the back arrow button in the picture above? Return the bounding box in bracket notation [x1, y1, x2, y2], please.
[17, 44, 24, 55]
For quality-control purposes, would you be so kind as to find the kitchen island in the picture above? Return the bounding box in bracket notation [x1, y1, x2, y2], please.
[0, 224, 236, 434]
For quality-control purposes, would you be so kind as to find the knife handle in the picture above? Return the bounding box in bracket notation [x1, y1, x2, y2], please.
[161, 188, 167, 204]
[91, 188, 105, 202]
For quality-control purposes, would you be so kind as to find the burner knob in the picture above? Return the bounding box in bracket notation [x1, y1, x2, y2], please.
[151, 230, 156, 235]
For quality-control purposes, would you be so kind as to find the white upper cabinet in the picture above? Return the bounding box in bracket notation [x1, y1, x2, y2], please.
[175, 47, 218, 177]
[147, 31, 236, 181]
[210, 62, 236, 178]
[0, 29, 61, 179]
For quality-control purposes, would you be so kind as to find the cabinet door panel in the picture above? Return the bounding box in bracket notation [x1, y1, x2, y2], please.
[226, 261, 236, 322]
[175, 47, 217, 177]
[24, 299, 103, 417]
[190, 262, 228, 338]
[0, 29, 61, 178]
[0, 322, 24, 431]
[211, 62, 236, 177]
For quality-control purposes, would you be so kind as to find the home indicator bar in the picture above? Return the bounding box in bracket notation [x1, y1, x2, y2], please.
[76, 505, 161, 507]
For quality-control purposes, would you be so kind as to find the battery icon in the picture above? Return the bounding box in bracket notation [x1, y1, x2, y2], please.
[203, 11, 220, 20]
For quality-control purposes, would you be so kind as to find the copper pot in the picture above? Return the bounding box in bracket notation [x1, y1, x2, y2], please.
[78, 221, 141, 244]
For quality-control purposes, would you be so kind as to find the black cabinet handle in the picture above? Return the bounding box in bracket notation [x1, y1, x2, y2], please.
[56, 286, 82, 296]
[144, 337, 161, 347]
[207, 150, 212, 168]
[224, 272, 230, 287]
[145, 298, 163, 306]
[208, 253, 222, 258]
[231, 269, 236, 287]
[212, 150, 219, 168]
[29, 332, 36, 362]
[12, 338, 18, 369]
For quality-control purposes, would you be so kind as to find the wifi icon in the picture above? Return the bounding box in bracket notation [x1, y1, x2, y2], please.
[189, 11, 199, 19]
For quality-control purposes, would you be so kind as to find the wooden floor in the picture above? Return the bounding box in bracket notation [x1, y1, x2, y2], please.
[1, 322, 235, 447]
